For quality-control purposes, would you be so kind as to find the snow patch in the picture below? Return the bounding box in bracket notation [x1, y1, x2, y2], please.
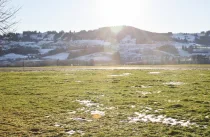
[141, 85, 152, 88]
[8, 41, 39, 48]
[72, 52, 113, 62]
[178, 49, 191, 57]
[163, 82, 184, 86]
[66, 130, 85, 136]
[43, 53, 69, 60]
[172, 33, 196, 42]
[153, 91, 162, 94]
[71, 40, 110, 46]
[54, 123, 61, 127]
[168, 100, 180, 103]
[149, 72, 160, 74]
[76, 100, 99, 107]
[39, 49, 53, 55]
[136, 91, 152, 96]
[68, 111, 76, 114]
[66, 130, 76, 135]
[91, 110, 105, 116]
[108, 73, 131, 77]
[131, 105, 136, 108]
[0, 53, 27, 61]
[105, 107, 115, 110]
[128, 112, 198, 127]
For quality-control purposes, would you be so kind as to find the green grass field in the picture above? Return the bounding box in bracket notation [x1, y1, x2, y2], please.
[0, 66, 210, 136]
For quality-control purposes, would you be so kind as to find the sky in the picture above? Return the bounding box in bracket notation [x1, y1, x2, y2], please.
[12, 0, 210, 33]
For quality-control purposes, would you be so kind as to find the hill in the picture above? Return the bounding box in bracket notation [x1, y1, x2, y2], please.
[0, 26, 210, 66]
[75, 26, 171, 43]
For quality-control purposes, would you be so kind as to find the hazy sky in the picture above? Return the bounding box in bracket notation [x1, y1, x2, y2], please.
[12, 0, 210, 33]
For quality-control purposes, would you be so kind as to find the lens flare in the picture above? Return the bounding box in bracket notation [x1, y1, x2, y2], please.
[110, 26, 123, 34]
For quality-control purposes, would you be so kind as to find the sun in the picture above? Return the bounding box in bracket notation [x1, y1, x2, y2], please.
[96, 0, 147, 26]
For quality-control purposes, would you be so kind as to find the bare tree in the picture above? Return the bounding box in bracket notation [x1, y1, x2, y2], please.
[0, 0, 19, 34]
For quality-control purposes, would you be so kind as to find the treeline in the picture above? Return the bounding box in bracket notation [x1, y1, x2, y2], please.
[0, 31, 76, 42]
[195, 31, 210, 45]
[0, 26, 172, 44]
[0, 46, 39, 56]
[1, 27, 210, 45]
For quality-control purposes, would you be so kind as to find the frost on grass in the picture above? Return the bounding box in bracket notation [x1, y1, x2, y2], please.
[128, 112, 198, 127]
[105, 107, 115, 110]
[137, 91, 161, 96]
[66, 130, 75, 136]
[141, 85, 152, 88]
[91, 110, 105, 116]
[163, 82, 184, 86]
[76, 100, 107, 119]
[76, 100, 100, 107]
[66, 130, 85, 136]
[154, 109, 163, 113]
[153, 91, 162, 94]
[136, 91, 152, 96]
[168, 100, 180, 103]
[149, 72, 160, 74]
[54, 123, 61, 127]
[68, 111, 76, 114]
[131, 105, 136, 108]
[140, 107, 153, 113]
[108, 73, 131, 77]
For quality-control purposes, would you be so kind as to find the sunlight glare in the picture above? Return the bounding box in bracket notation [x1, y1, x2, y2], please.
[110, 26, 123, 34]
[96, 0, 147, 26]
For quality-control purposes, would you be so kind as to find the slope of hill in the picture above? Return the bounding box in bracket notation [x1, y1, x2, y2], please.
[75, 26, 172, 43]
[0, 26, 210, 65]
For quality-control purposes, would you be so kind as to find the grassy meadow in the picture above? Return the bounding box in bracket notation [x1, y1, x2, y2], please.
[0, 66, 210, 136]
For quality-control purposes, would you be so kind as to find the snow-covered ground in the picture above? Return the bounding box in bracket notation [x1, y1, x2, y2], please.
[72, 52, 113, 62]
[121, 35, 136, 44]
[172, 42, 195, 49]
[0, 53, 27, 61]
[43, 53, 69, 60]
[39, 49, 54, 55]
[177, 49, 191, 57]
[37, 41, 54, 46]
[0, 32, 209, 64]
[172, 33, 197, 42]
[70, 40, 111, 46]
[8, 41, 39, 48]
[43, 34, 55, 41]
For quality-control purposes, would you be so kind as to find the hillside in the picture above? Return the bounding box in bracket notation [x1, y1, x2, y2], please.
[75, 26, 171, 43]
[1, 26, 210, 45]
[0, 26, 210, 66]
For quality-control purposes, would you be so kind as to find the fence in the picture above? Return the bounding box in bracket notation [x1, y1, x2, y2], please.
[0, 59, 119, 67]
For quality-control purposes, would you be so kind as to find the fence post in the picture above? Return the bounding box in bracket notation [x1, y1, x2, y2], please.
[23, 60, 25, 71]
